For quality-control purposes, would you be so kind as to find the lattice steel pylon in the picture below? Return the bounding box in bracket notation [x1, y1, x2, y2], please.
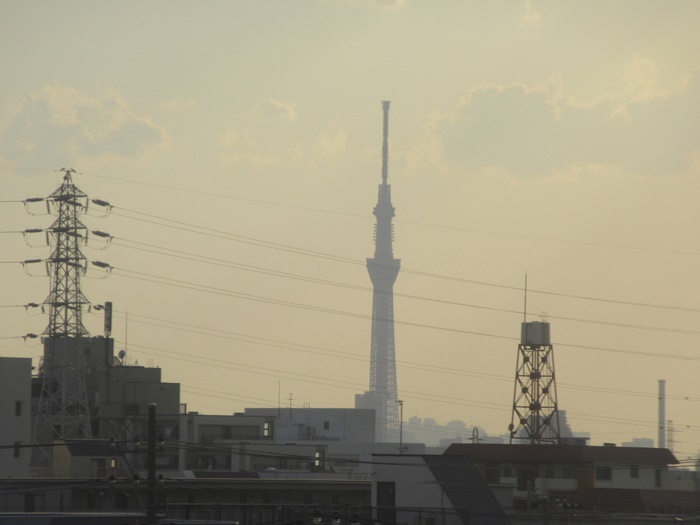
[357, 101, 401, 442]
[509, 320, 561, 444]
[31, 168, 93, 474]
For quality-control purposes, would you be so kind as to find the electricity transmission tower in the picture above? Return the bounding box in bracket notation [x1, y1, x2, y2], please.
[31, 168, 94, 473]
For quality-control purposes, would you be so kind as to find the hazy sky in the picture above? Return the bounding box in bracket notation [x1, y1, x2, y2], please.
[2, 1, 700, 456]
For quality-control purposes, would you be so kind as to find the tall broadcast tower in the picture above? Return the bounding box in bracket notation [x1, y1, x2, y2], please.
[355, 101, 401, 442]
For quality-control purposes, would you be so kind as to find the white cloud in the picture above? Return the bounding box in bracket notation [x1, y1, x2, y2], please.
[252, 98, 297, 121]
[403, 66, 700, 179]
[219, 117, 346, 169]
[312, 125, 347, 164]
[159, 98, 198, 112]
[0, 82, 169, 167]
[520, 0, 541, 28]
[328, 0, 407, 8]
[218, 127, 302, 168]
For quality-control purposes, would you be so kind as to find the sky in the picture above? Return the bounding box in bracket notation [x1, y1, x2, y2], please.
[1, 0, 700, 457]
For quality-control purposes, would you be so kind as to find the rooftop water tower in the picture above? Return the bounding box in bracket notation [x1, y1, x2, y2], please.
[509, 318, 561, 444]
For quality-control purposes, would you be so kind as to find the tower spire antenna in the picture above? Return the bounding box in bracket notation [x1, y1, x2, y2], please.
[381, 100, 390, 185]
[355, 101, 401, 443]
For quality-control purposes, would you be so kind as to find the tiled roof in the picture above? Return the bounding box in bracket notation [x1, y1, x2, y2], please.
[443, 444, 678, 465]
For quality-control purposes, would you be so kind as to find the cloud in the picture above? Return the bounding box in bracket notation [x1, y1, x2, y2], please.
[252, 98, 297, 121]
[159, 98, 198, 112]
[520, 0, 542, 28]
[219, 122, 348, 169]
[404, 64, 700, 178]
[368, 0, 406, 7]
[0, 82, 169, 167]
[312, 125, 347, 164]
[218, 127, 302, 168]
[329, 0, 407, 8]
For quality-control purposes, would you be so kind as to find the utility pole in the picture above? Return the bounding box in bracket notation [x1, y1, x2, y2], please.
[398, 400, 404, 453]
[147, 403, 157, 524]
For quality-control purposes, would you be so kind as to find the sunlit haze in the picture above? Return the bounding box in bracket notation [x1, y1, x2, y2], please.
[2, 1, 700, 457]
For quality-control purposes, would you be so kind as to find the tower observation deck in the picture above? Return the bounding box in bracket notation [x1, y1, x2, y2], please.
[355, 101, 401, 443]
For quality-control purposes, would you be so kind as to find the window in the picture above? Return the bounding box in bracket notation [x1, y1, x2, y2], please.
[655, 468, 662, 488]
[15, 401, 22, 417]
[110, 458, 117, 469]
[323, 421, 330, 430]
[596, 466, 612, 481]
[263, 422, 271, 437]
[630, 465, 639, 479]
[13, 441, 21, 458]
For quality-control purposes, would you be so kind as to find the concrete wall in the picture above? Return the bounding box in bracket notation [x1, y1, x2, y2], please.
[0, 357, 32, 478]
[244, 407, 376, 443]
[372, 455, 463, 525]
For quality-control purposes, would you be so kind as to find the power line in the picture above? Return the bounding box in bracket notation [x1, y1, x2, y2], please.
[72, 168, 700, 257]
[102, 266, 700, 363]
[108, 234, 700, 337]
[110, 205, 700, 314]
[108, 309, 700, 403]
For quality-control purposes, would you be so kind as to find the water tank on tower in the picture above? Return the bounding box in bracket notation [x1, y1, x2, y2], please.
[521, 321, 551, 346]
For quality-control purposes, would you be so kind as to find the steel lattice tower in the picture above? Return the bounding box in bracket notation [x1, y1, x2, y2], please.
[31, 168, 93, 473]
[360, 101, 401, 442]
[509, 320, 561, 444]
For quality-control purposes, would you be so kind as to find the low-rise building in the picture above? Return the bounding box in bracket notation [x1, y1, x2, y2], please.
[0, 357, 32, 478]
[444, 443, 700, 514]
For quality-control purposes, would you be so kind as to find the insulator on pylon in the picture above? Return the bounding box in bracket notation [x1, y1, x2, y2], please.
[87, 230, 112, 249]
[21, 229, 47, 248]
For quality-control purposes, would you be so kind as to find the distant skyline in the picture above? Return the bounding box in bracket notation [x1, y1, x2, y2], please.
[2, 1, 700, 458]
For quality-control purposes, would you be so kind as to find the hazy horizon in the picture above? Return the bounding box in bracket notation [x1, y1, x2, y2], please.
[2, 1, 700, 459]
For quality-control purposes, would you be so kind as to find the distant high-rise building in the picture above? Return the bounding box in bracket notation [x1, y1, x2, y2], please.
[356, 101, 401, 442]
